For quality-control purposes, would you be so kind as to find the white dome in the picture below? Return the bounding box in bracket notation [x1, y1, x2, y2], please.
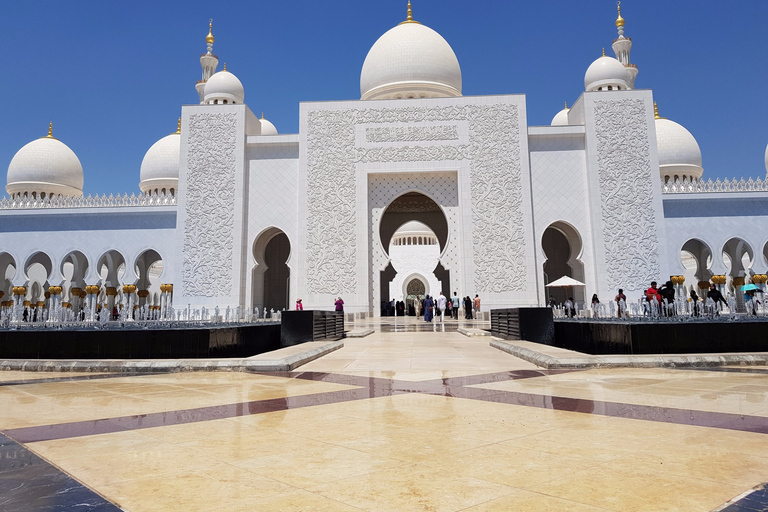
[203, 69, 244, 104]
[361, 21, 461, 100]
[259, 117, 278, 136]
[764, 142, 768, 176]
[655, 117, 703, 181]
[139, 132, 180, 194]
[551, 107, 570, 126]
[6, 132, 83, 198]
[584, 55, 629, 92]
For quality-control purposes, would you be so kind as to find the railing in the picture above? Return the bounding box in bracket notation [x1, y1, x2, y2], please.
[0, 191, 176, 210]
[662, 176, 768, 194]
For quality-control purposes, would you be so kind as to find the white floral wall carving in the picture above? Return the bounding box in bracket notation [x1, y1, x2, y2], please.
[366, 125, 459, 143]
[593, 99, 661, 290]
[182, 113, 237, 297]
[305, 103, 526, 295]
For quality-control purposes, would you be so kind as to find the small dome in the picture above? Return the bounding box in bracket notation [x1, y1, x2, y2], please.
[764, 142, 768, 176]
[655, 115, 703, 182]
[361, 19, 461, 100]
[584, 55, 629, 92]
[6, 128, 83, 198]
[204, 68, 244, 104]
[551, 105, 570, 126]
[259, 116, 278, 136]
[139, 131, 180, 194]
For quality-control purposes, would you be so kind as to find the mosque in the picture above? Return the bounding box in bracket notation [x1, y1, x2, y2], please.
[2, 3, 768, 319]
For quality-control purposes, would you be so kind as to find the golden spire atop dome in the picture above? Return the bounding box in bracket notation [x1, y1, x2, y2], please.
[602, 48, 605, 56]
[654, 102, 664, 120]
[206, 19, 215, 44]
[223, 62, 227, 71]
[564, 101, 569, 109]
[176, 118, 181, 134]
[398, 1, 421, 25]
[41, 122, 57, 140]
[615, 2, 625, 28]
[261, 112, 265, 119]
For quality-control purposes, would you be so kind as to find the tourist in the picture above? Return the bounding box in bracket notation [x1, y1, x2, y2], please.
[424, 295, 434, 322]
[690, 289, 700, 316]
[591, 294, 600, 318]
[659, 280, 675, 316]
[473, 294, 481, 317]
[564, 297, 575, 318]
[334, 297, 344, 313]
[452, 291, 460, 319]
[707, 284, 727, 314]
[645, 281, 661, 315]
[464, 296, 473, 319]
[614, 288, 627, 318]
[745, 290, 761, 316]
[437, 292, 447, 322]
[295, 298, 303, 310]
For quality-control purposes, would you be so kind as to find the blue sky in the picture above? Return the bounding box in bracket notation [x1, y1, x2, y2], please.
[3, 0, 767, 195]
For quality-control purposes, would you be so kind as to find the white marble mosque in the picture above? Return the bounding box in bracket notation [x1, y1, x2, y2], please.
[2, 3, 768, 321]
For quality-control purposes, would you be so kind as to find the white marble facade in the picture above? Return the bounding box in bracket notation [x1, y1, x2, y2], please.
[3, 5, 768, 316]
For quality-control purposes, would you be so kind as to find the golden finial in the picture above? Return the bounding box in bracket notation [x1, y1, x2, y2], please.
[223, 62, 227, 71]
[206, 19, 214, 44]
[615, 2, 625, 28]
[602, 48, 606, 56]
[261, 112, 265, 119]
[46, 122, 53, 138]
[176, 118, 181, 134]
[399, 1, 421, 25]
[564, 101, 568, 109]
[654, 102, 663, 120]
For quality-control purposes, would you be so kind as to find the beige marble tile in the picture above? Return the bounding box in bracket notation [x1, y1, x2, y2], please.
[462, 489, 615, 511]
[208, 489, 365, 512]
[307, 464, 514, 512]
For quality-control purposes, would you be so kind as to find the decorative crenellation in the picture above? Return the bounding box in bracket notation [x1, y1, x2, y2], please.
[181, 112, 238, 297]
[366, 125, 459, 143]
[0, 191, 176, 210]
[663, 176, 768, 194]
[593, 98, 661, 290]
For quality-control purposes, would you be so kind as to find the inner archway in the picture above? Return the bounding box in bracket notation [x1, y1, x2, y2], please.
[404, 275, 427, 316]
[680, 239, 712, 297]
[252, 228, 291, 313]
[542, 222, 585, 305]
[0, 253, 16, 299]
[24, 252, 53, 304]
[379, 193, 450, 309]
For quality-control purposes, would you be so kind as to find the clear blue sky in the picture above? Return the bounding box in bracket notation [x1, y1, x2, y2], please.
[3, 0, 767, 195]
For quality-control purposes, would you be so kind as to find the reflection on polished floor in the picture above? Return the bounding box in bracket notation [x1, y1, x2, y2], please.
[2, 320, 768, 511]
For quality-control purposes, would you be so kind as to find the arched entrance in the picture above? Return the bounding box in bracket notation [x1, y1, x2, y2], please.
[723, 238, 753, 312]
[252, 228, 291, 312]
[404, 275, 427, 316]
[24, 252, 53, 313]
[542, 222, 585, 304]
[135, 249, 163, 310]
[0, 253, 16, 300]
[378, 193, 451, 311]
[680, 239, 712, 297]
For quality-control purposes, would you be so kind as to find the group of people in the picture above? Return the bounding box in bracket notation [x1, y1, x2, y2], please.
[420, 292, 481, 322]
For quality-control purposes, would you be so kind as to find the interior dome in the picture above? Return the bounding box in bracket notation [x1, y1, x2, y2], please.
[6, 130, 84, 198]
[655, 117, 703, 182]
[203, 69, 244, 104]
[139, 132, 180, 194]
[584, 55, 629, 92]
[551, 106, 570, 126]
[360, 21, 461, 100]
[259, 116, 278, 136]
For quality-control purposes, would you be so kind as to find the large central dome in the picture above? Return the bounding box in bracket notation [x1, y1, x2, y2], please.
[360, 6, 462, 100]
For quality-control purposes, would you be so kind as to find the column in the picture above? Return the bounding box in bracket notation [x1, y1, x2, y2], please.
[12, 286, 26, 323]
[105, 287, 117, 321]
[85, 285, 100, 322]
[122, 285, 137, 321]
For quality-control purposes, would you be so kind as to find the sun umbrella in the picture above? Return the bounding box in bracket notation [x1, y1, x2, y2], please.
[545, 276, 586, 288]
[742, 283, 763, 293]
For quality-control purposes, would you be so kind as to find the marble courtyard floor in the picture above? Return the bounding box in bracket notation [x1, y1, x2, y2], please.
[1, 320, 768, 511]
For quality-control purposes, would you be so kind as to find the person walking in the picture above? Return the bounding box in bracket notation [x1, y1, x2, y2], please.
[473, 294, 481, 319]
[746, 290, 761, 316]
[690, 289, 700, 317]
[436, 292, 447, 323]
[591, 294, 600, 318]
[424, 295, 434, 322]
[707, 284, 727, 314]
[564, 297, 575, 318]
[614, 288, 626, 318]
[295, 298, 303, 310]
[334, 297, 344, 313]
[452, 291, 460, 319]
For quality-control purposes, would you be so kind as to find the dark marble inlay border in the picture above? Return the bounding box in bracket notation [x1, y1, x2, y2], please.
[4, 369, 768, 444]
[0, 434, 121, 511]
[718, 483, 768, 511]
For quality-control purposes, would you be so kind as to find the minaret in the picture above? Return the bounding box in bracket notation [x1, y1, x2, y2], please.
[611, 2, 638, 89]
[195, 19, 219, 104]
